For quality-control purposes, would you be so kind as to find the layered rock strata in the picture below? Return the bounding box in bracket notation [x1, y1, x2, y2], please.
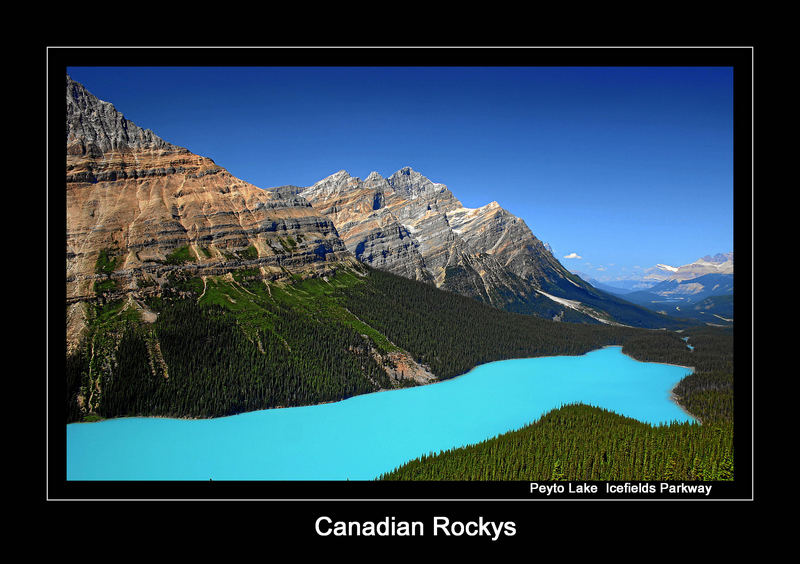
[64, 75, 440, 389]
[295, 167, 593, 311]
[66, 75, 351, 305]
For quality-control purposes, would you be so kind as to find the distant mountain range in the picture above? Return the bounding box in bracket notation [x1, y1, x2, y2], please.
[643, 252, 733, 283]
[579, 277, 650, 295]
[589, 254, 734, 325]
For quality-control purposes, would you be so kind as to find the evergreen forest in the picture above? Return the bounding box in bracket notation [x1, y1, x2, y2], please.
[65, 264, 735, 482]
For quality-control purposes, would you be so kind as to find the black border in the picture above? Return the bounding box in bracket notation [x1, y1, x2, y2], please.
[45, 46, 755, 507]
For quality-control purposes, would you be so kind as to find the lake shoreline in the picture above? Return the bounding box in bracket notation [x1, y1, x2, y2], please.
[670, 389, 701, 424]
[68, 345, 698, 480]
[67, 344, 697, 426]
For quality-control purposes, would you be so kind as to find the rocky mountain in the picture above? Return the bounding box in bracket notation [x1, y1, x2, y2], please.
[65, 73, 694, 358]
[295, 168, 564, 300]
[66, 75, 354, 348]
[644, 253, 734, 283]
[290, 168, 688, 328]
[701, 252, 734, 264]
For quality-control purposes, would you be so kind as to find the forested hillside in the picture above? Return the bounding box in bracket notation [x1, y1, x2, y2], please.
[66, 266, 397, 421]
[66, 265, 735, 482]
[67, 265, 708, 422]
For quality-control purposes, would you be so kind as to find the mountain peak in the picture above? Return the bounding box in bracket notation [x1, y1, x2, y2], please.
[309, 169, 353, 187]
[66, 74, 180, 156]
[365, 171, 385, 182]
[326, 170, 351, 180]
[701, 252, 734, 264]
[387, 167, 445, 198]
[302, 169, 360, 199]
[393, 166, 430, 179]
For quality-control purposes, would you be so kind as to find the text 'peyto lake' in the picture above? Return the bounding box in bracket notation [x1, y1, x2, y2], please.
[67, 346, 694, 481]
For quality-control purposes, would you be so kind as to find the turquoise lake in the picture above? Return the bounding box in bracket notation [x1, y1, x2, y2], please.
[66, 346, 694, 481]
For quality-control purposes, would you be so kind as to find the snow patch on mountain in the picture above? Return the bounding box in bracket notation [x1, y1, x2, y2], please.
[536, 290, 614, 325]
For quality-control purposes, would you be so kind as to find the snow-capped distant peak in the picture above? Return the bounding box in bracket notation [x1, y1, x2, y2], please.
[644, 252, 734, 283]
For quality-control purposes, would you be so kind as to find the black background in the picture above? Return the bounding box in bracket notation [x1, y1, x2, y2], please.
[37, 42, 761, 549]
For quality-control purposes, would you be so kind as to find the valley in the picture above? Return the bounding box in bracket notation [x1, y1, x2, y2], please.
[68, 346, 699, 481]
[62, 72, 736, 485]
[597, 255, 734, 325]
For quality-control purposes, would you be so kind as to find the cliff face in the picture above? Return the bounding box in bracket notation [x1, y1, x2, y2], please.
[66, 75, 351, 305]
[295, 167, 591, 310]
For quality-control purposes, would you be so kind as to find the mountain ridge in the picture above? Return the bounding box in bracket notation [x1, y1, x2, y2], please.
[66, 75, 180, 157]
[295, 168, 593, 302]
[644, 252, 733, 283]
[65, 72, 700, 356]
[291, 168, 694, 328]
[607, 272, 734, 325]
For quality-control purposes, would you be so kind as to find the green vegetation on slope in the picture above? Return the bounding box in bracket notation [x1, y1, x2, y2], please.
[93, 278, 117, 294]
[164, 245, 196, 265]
[66, 298, 143, 421]
[239, 245, 259, 260]
[95, 248, 119, 275]
[95, 299, 385, 418]
[66, 266, 409, 422]
[66, 264, 735, 482]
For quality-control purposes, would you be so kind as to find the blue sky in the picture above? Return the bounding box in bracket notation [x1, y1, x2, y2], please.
[66, 66, 733, 283]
